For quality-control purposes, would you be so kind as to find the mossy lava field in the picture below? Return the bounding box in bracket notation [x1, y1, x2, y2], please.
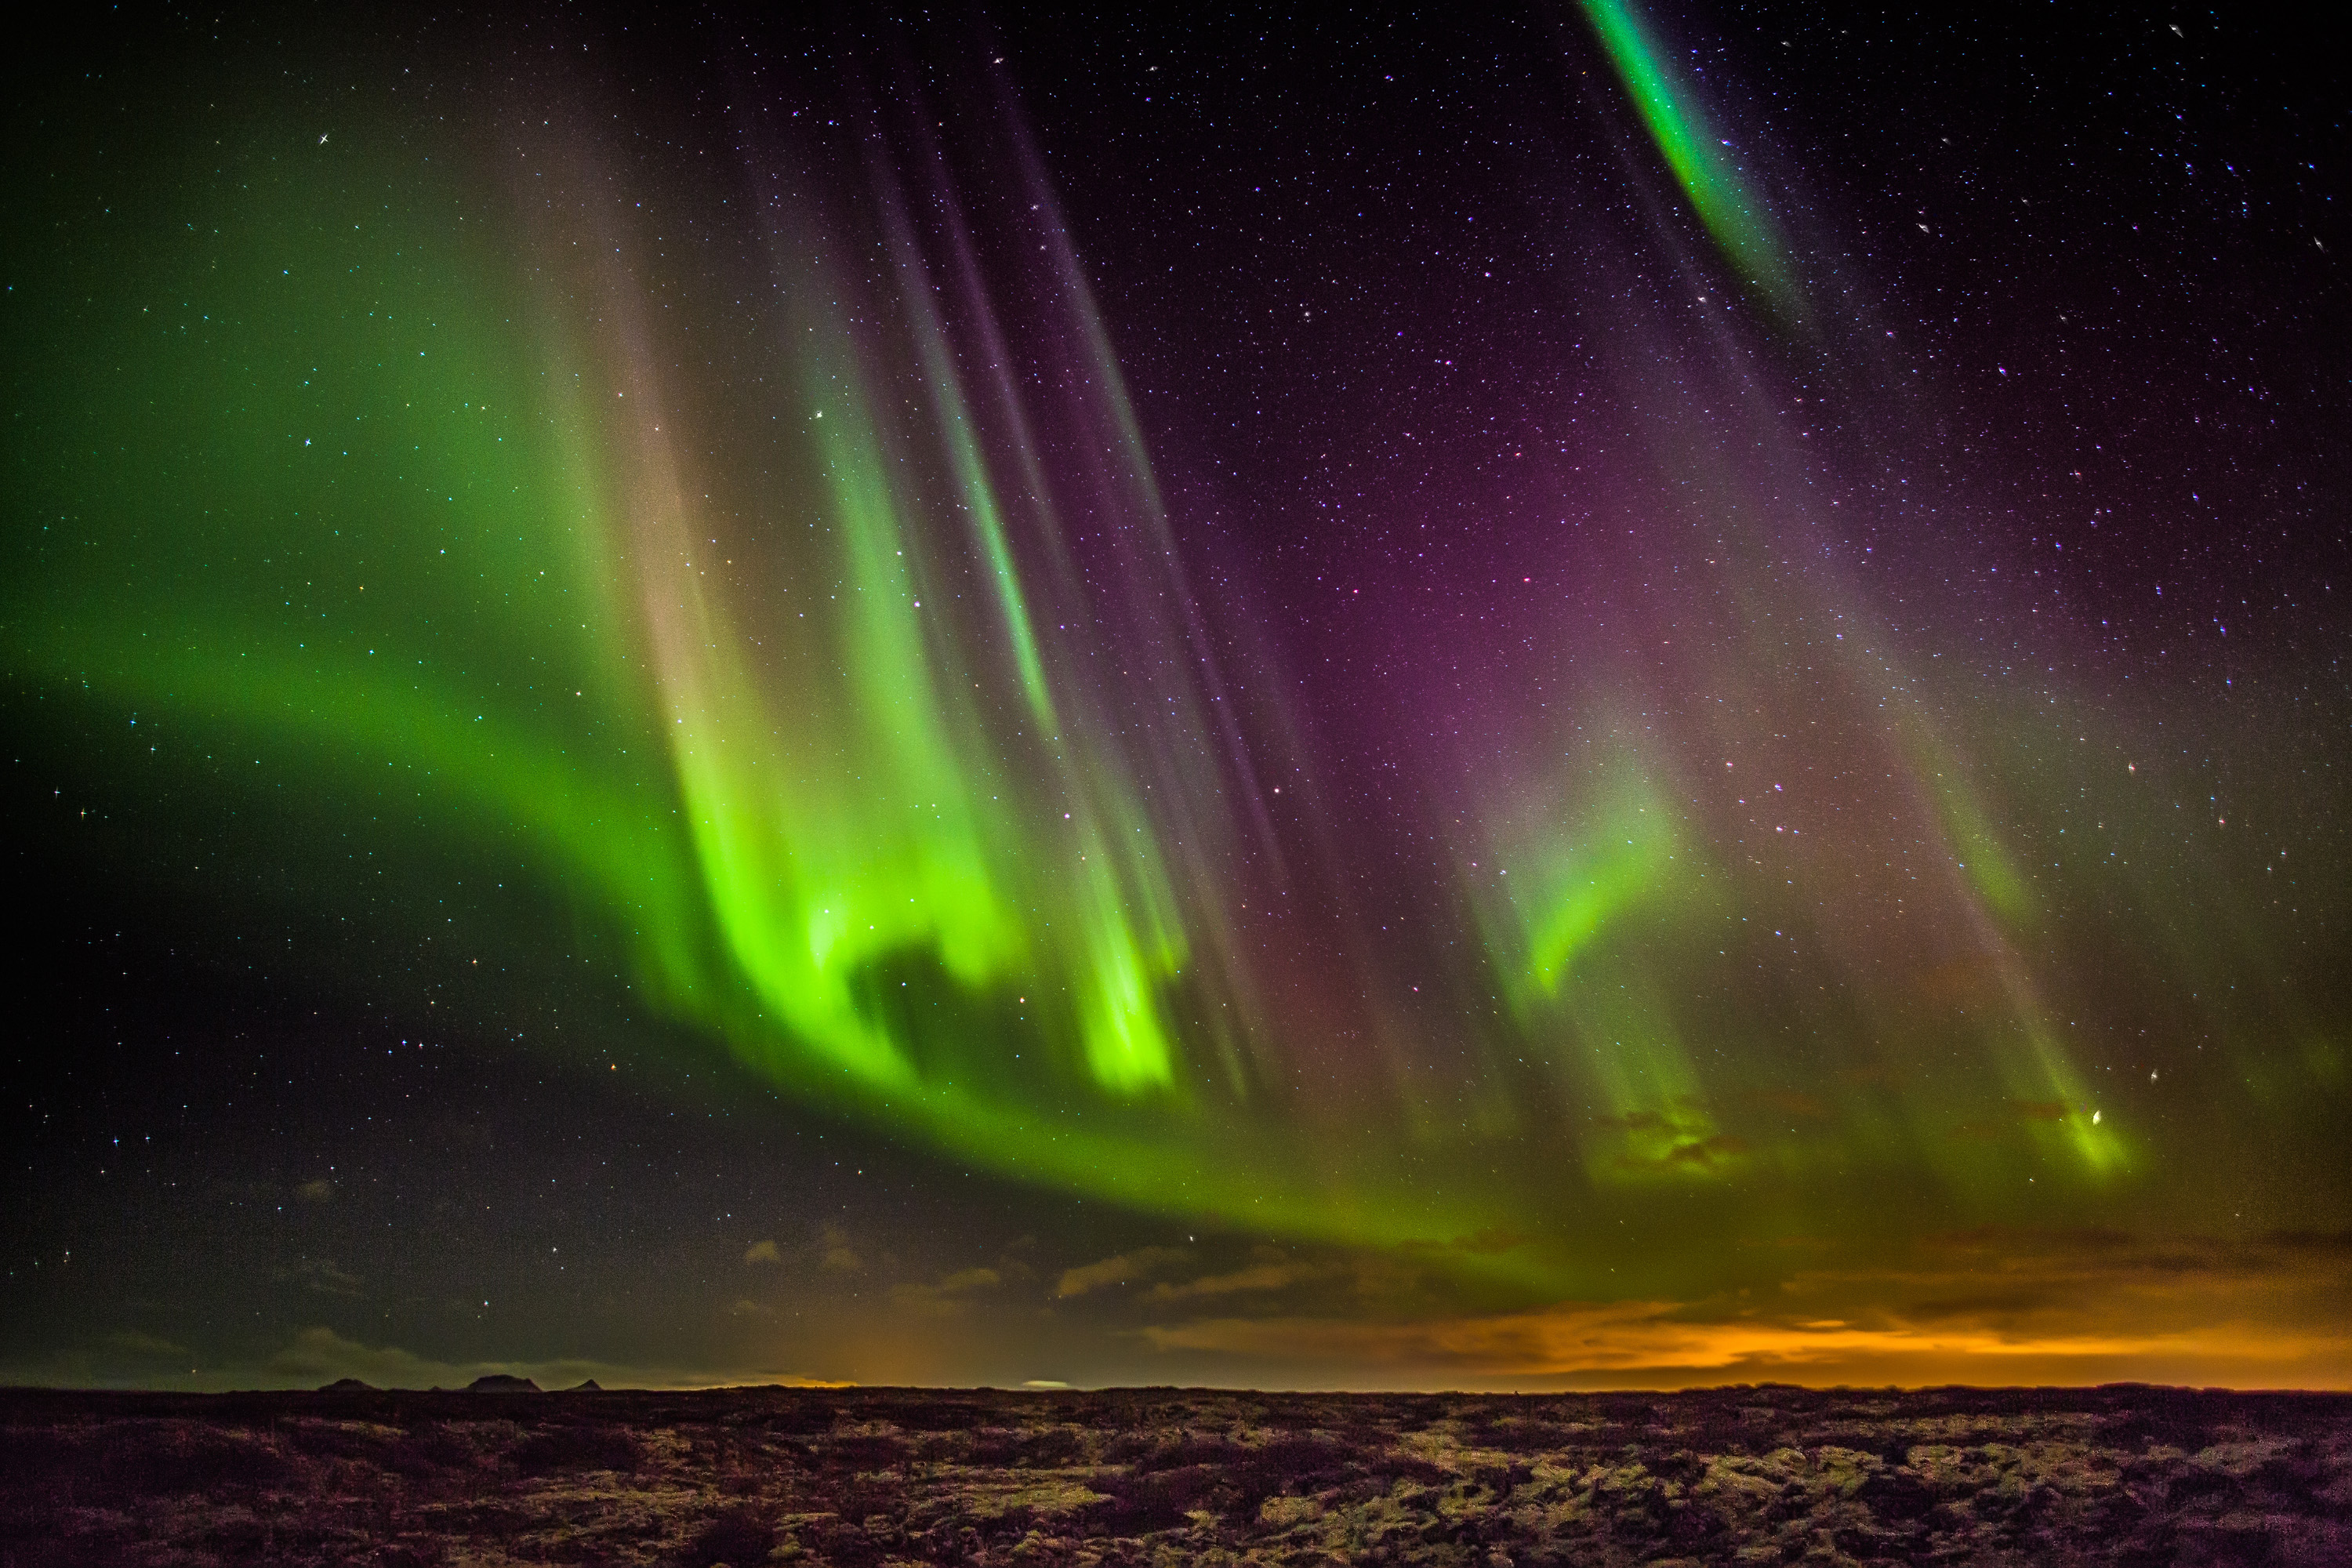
[3, 1384, 2350, 1566]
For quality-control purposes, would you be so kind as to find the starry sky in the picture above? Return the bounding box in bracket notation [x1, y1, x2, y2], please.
[5, 0, 2348, 1392]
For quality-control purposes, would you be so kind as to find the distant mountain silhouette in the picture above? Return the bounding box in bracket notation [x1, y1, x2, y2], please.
[466, 1374, 542, 1393]
[567, 1378, 603, 1392]
[316, 1377, 376, 1392]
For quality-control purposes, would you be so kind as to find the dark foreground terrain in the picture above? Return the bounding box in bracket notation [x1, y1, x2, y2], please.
[2, 1383, 2348, 1566]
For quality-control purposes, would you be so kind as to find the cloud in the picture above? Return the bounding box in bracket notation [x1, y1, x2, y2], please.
[1790, 1224, 2352, 1326]
[1399, 1229, 1539, 1258]
[1588, 1102, 1751, 1173]
[891, 1266, 1003, 1317]
[1743, 1088, 1829, 1120]
[1058, 1244, 1373, 1306]
[1055, 1245, 1190, 1298]
[1951, 1098, 2078, 1140]
[819, 1224, 863, 1273]
[274, 1258, 365, 1298]
[104, 1330, 187, 1359]
[1624, 1133, 1750, 1172]
[743, 1239, 781, 1265]
[1139, 1300, 2352, 1387]
[1149, 1258, 1338, 1301]
[1589, 1109, 1675, 1134]
[1131, 1226, 2352, 1388]
[728, 1298, 771, 1318]
[1450, 1229, 1540, 1256]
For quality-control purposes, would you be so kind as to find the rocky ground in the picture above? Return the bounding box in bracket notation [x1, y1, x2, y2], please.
[2, 1382, 2347, 1565]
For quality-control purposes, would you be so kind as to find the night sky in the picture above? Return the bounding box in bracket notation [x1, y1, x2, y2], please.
[5, 1, 2348, 1392]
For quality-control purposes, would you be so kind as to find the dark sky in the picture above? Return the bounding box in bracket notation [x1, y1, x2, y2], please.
[5, 0, 2348, 1391]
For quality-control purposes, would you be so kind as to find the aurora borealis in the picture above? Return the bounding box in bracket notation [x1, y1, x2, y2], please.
[5, 2, 2348, 1391]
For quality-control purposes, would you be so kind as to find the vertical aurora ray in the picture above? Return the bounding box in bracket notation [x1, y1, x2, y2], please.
[865, 127, 1192, 1098]
[441, 106, 1497, 1249]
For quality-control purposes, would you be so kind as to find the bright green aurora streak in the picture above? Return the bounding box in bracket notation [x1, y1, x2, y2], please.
[1579, 0, 1802, 318]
